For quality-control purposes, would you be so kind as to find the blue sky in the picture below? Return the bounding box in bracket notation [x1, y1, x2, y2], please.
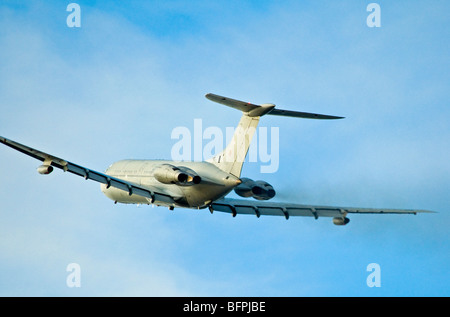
[0, 0, 449, 296]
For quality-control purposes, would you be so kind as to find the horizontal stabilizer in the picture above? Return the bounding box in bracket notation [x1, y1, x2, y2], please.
[205, 93, 344, 119]
[268, 108, 344, 120]
[205, 93, 260, 113]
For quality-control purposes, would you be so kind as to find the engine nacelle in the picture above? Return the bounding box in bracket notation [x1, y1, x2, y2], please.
[153, 164, 201, 185]
[177, 166, 201, 185]
[234, 178, 276, 200]
[37, 165, 53, 175]
[332, 217, 350, 226]
[153, 164, 188, 184]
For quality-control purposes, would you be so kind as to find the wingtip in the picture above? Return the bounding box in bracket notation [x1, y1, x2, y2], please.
[413, 209, 437, 214]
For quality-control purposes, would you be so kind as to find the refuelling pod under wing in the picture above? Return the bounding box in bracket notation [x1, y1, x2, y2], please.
[332, 217, 350, 225]
[37, 164, 53, 175]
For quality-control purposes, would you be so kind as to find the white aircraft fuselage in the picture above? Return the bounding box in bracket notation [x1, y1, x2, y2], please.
[101, 160, 240, 208]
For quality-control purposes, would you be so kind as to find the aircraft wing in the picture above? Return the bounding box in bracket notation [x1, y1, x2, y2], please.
[0, 136, 175, 205]
[210, 198, 434, 221]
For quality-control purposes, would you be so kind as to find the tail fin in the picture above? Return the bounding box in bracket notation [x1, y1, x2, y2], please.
[206, 114, 260, 177]
[205, 93, 343, 177]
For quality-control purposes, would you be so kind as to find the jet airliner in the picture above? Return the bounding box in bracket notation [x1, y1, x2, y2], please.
[0, 94, 433, 225]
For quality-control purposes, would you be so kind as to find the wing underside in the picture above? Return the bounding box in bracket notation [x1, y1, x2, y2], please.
[0, 136, 175, 205]
[210, 198, 433, 219]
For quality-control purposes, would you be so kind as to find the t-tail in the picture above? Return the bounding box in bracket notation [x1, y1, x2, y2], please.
[205, 93, 344, 177]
